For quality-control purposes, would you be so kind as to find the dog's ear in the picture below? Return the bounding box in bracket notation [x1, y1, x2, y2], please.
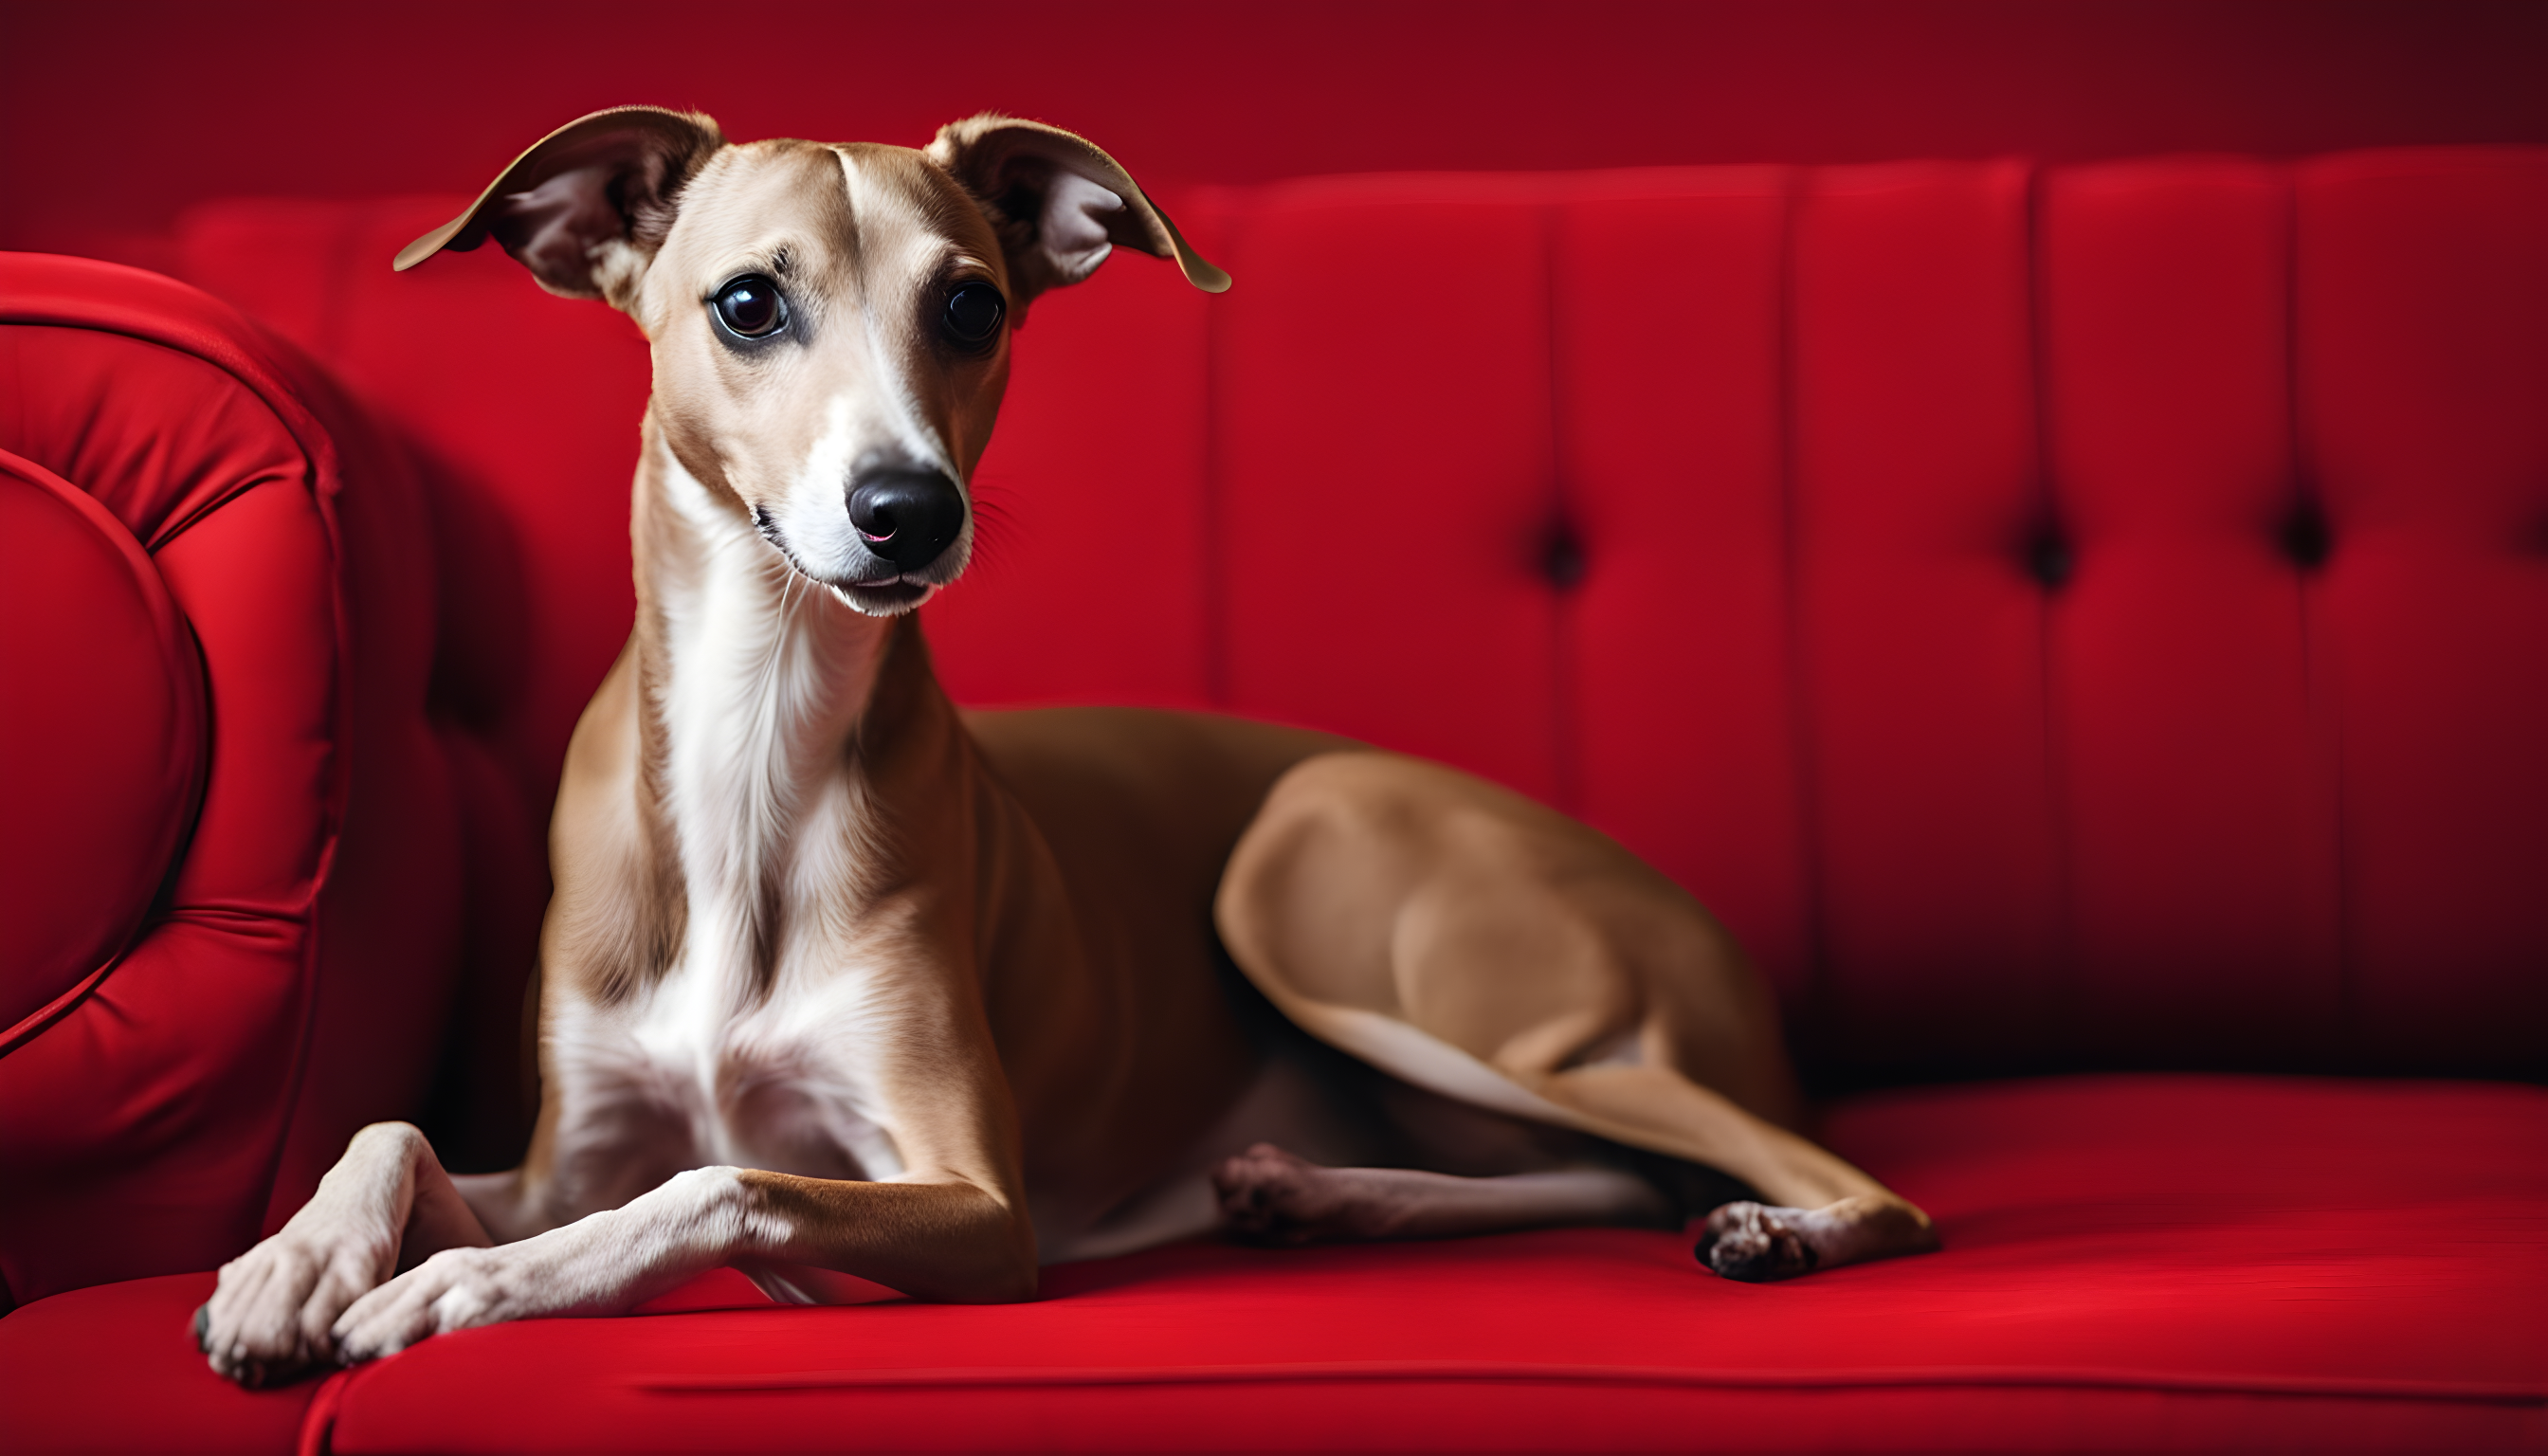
[393, 106, 725, 308]
[927, 115, 1228, 306]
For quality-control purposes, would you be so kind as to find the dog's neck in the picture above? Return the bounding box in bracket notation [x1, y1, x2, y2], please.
[628, 420, 898, 990]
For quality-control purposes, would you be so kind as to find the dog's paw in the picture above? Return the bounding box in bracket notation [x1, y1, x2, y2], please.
[196, 1225, 395, 1387]
[329, 1245, 514, 1365]
[332, 1218, 632, 1364]
[1695, 1201, 1820, 1283]
[1211, 1143, 1368, 1245]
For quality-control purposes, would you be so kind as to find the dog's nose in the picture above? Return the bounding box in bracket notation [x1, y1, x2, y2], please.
[846, 470, 967, 571]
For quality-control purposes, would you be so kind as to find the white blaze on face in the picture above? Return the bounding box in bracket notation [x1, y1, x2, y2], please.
[835, 145, 967, 479]
[779, 391, 864, 580]
[752, 147, 974, 608]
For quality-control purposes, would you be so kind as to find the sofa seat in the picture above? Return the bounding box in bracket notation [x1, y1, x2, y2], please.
[9, 1075, 2539, 1454]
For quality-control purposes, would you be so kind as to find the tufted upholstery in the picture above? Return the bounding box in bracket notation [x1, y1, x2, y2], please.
[949, 152, 2548, 1083]
[1, 148, 2541, 1453]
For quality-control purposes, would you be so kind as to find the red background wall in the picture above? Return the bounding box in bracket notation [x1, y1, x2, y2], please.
[6, 0, 2545, 264]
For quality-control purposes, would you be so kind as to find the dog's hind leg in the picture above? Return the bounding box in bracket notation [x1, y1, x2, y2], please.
[1215, 752, 1940, 1283]
[1207, 1074, 1935, 1281]
[1540, 1061, 1938, 1280]
[1213, 1142, 1671, 1243]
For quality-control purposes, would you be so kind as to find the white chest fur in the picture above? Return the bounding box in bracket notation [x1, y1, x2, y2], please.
[545, 968, 909, 1187]
[544, 438, 916, 1202]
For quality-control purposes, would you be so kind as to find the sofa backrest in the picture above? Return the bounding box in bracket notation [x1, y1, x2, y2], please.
[175, 148, 2548, 1096]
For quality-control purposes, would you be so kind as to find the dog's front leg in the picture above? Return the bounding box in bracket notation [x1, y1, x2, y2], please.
[195, 1121, 489, 1386]
[330, 1170, 1034, 1362]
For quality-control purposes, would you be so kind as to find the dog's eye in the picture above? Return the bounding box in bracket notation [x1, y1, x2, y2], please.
[942, 283, 1004, 349]
[713, 276, 787, 339]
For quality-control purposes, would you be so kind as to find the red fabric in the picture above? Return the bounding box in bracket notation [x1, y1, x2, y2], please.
[2041, 159, 2343, 1066]
[0, 1269, 321, 1455]
[0, 258, 462, 1308]
[2300, 151, 2548, 1071]
[1789, 160, 2061, 1069]
[0, 447, 204, 1046]
[13, 1077, 2536, 1454]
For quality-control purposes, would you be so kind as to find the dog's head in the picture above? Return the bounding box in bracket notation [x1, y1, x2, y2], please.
[398, 107, 1227, 615]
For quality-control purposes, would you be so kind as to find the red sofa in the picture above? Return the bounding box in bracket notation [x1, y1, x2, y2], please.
[3, 145, 2544, 1452]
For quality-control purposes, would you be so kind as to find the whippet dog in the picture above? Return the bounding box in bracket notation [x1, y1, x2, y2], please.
[195, 108, 1938, 1387]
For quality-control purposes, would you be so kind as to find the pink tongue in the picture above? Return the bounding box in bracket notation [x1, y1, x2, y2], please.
[860, 529, 895, 544]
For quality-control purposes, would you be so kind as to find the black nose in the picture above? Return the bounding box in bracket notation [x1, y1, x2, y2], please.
[846, 469, 966, 571]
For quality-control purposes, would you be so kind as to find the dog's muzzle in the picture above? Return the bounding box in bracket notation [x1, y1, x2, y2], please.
[847, 469, 966, 573]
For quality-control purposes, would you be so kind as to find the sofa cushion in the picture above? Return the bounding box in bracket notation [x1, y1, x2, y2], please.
[0, 1270, 319, 1456]
[306, 1075, 2548, 1453]
[0, 446, 205, 1048]
[11, 1076, 2531, 1454]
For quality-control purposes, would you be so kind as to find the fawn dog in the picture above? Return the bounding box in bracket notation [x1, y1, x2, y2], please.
[195, 107, 1937, 1386]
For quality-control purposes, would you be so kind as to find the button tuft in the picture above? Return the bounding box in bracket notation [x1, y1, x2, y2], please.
[2280, 500, 2332, 570]
[1541, 524, 1587, 591]
[2026, 530, 2074, 590]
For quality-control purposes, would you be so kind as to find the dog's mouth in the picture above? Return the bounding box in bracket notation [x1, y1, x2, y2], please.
[835, 576, 933, 612]
[750, 505, 950, 615]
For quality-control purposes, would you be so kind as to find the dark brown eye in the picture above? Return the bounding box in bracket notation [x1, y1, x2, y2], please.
[942, 282, 1004, 349]
[713, 275, 786, 338]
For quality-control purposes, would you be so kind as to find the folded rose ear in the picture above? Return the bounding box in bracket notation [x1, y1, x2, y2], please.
[393, 106, 725, 309]
[926, 114, 1229, 306]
